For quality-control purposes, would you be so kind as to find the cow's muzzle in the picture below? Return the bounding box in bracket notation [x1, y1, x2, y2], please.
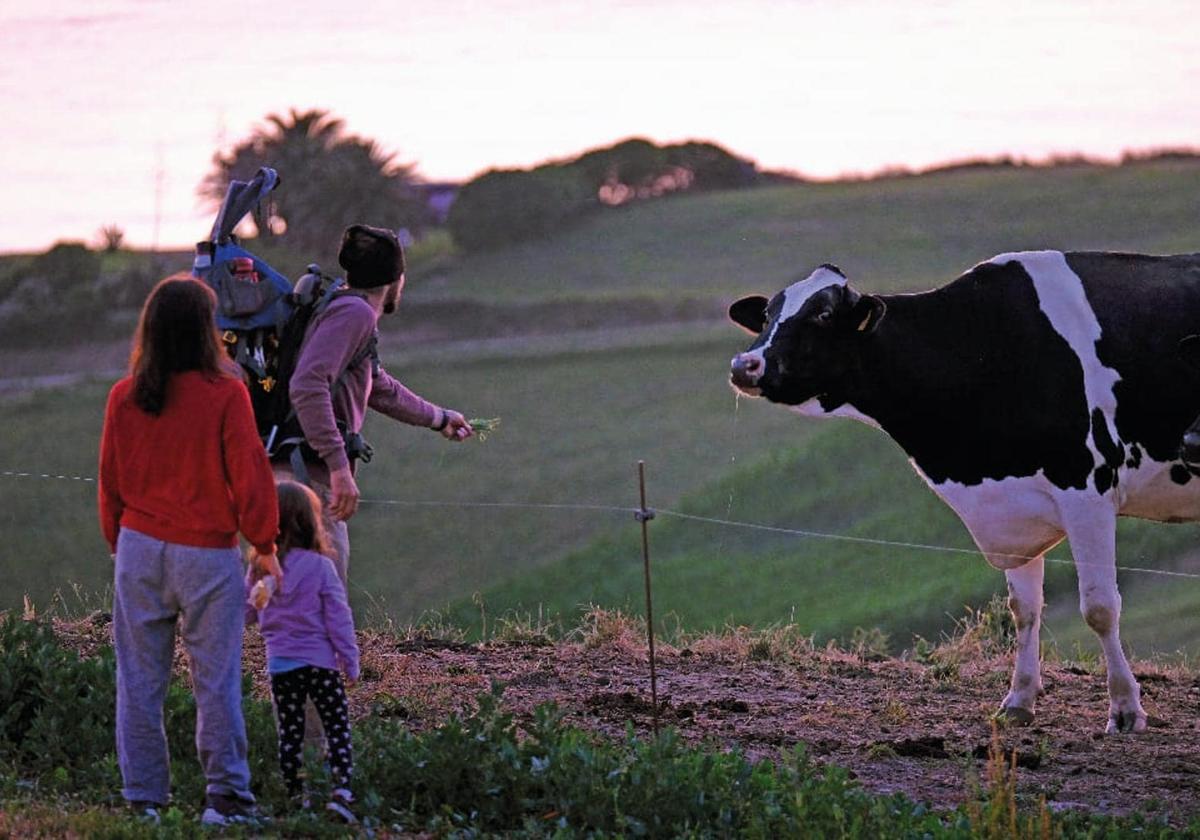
[730, 352, 764, 391]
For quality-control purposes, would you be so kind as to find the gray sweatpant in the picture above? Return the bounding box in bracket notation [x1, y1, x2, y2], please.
[113, 528, 253, 805]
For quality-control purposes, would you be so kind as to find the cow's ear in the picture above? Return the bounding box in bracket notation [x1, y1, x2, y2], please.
[848, 294, 886, 334]
[1179, 335, 1200, 371]
[729, 295, 769, 334]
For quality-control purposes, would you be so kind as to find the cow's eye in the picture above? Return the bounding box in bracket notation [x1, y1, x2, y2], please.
[813, 310, 832, 326]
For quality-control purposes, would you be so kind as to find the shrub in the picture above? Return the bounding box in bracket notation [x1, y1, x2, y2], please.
[448, 165, 595, 253]
[353, 685, 957, 836]
[29, 241, 102, 295]
[97, 225, 126, 253]
[0, 614, 118, 791]
[447, 138, 759, 253]
[0, 614, 281, 805]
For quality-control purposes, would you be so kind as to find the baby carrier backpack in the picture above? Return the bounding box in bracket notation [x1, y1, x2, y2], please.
[192, 167, 376, 478]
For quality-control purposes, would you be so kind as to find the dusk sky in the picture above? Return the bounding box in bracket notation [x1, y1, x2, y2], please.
[1, 0, 1196, 252]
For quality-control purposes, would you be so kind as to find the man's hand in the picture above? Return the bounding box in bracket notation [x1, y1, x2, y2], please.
[439, 409, 474, 442]
[328, 465, 360, 521]
[253, 549, 284, 582]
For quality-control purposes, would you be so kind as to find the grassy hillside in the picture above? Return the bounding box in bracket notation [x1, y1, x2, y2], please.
[455, 421, 1200, 651]
[0, 330, 805, 618]
[408, 157, 1200, 306]
[4, 157, 1200, 652]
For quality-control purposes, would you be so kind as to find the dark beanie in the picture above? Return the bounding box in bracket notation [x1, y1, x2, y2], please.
[338, 224, 405, 289]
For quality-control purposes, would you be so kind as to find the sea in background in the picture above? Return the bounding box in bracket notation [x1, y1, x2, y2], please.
[1, 0, 1197, 253]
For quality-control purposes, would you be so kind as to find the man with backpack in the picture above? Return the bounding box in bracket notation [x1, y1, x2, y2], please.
[278, 223, 473, 581]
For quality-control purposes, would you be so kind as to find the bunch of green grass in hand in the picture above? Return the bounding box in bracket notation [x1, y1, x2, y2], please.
[468, 417, 501, 441]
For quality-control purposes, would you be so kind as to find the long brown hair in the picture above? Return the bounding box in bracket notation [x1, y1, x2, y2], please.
[276, 480, 333, 561]
[130, 273, 230, 415]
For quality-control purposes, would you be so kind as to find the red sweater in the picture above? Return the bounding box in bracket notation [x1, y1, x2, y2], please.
[98, 371, 278, 556]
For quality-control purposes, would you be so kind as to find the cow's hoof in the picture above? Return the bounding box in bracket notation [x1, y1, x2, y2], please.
[995, 706, 1035, 727]
[1106, 709, 1147, 734]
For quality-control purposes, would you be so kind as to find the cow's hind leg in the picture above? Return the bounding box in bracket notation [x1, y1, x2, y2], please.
[1061, 499, 1146, 733]
[997, 555, 1045, 725]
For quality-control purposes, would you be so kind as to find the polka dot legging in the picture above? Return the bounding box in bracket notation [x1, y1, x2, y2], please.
[269, 665, 352, 794]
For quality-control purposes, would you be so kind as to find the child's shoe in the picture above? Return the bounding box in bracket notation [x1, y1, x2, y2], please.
[325, 788, 357, 824]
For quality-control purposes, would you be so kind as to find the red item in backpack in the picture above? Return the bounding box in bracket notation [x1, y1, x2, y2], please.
[231, 256, 260, 283]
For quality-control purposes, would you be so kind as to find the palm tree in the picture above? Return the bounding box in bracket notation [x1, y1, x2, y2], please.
[200, 109, 425, 260]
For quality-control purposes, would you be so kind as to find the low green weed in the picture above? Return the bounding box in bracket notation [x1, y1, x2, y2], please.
[3, 612, 1198, 837]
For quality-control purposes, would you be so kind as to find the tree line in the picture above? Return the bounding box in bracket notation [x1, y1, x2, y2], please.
[203, 109, 763, 259]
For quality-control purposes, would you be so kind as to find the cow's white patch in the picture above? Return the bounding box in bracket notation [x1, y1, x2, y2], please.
[737, 266, 848, 389]
[919, 469, 1066, 568]
[763, 266, 846, 349]
[1118, 456, 1200, 520]
[990, 251, 1121, 479]
[789, 397, 882, 429]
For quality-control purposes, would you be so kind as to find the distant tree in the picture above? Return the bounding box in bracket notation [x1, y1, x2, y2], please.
[448, 138, 759, 252]
[575, 138, 668, 203]
[97, 224, 125, 252]
[665, 142, 758, 190]
[200, 109, 426, 262]
[448, 165, 594, 253]
[32, 242, 101, 294]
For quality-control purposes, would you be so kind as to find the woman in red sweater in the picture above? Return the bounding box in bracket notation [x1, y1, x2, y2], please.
[98, 274, 280, 826]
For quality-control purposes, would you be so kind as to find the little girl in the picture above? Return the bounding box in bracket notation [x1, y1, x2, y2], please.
[246, 480, 360, 822]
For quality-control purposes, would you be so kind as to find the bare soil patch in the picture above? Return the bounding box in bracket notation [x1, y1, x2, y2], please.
[55, 615, 1200, 824]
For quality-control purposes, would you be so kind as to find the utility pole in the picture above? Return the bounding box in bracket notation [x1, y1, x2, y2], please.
[152, 142, 165, 270]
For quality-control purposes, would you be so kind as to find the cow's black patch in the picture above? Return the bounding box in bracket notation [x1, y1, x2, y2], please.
[1127, 444, 1142, 469]
[741, 251, 1200, 491]
[1091, 409, 1125, 471]
[1069, 252, 1200, 464]
[1091, 408, 1124, 492]
[835, 260, 1094, 488]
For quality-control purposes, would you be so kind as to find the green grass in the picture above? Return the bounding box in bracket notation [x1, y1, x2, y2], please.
[7, 614, 1193, 838]
[408, 157, 1200, 305]
[4, 157, 1200, 651]
[0, 331, 805, 620]
[462, 422, 1200, 652]
[453, 423, 1042, 646]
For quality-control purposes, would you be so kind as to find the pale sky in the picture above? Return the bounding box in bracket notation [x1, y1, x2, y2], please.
[0, 0, 1196, 252]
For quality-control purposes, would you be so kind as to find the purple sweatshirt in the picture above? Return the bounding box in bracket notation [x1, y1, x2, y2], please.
[245, 548, 361, 680]
[286, 295, 439, 483]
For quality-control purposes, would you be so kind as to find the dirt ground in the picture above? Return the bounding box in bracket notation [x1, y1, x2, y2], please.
[55, 615, 1200, 826]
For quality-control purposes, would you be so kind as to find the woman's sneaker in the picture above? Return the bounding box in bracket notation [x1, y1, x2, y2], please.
[201, 792, 262, 826]
[127, 800, 164, 825]
[325, 788, 357, 824]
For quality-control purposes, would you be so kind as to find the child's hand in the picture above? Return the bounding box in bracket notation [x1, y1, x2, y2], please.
[253, 550, 284, 583]
[344, 672, 358, 688]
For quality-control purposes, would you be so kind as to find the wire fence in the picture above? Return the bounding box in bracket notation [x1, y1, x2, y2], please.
[5, 467, 1200, 581]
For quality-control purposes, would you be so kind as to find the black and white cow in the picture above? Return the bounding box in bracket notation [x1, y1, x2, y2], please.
[728, 251, 1200, 733]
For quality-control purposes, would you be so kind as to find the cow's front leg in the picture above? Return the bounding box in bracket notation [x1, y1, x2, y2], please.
[998, 555, 1045, 724]
[1062, 498, 1146, 733]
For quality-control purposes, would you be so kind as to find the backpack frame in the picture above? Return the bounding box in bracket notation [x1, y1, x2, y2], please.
[192, 167, 377, 476]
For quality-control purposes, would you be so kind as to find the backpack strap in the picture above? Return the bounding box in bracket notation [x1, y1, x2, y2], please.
[273, 290, 381, 484]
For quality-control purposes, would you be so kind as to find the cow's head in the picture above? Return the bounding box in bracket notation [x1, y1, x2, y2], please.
[728, 264, 886, 405]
